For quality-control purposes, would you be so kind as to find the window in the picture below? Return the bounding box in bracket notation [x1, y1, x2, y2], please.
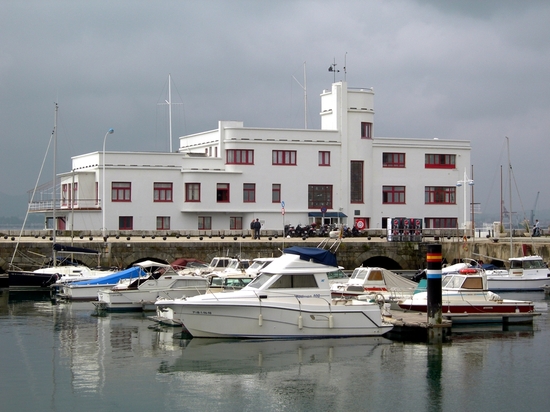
[272, 150, 296, 165]
[185, 183, 200, 202]
[62, 184, 70, 206]
[425, 218, 457, 228]
[198, 216, 212, 230]
[383, 186, 406, 204]
[230, 217, 243, 230]
[112, 182, 131, 202]
[243, 183, 255, 202]
[272, 184, 281, 203]
[383, 153, 405, 168]
[226, 149, 254, 164]
[350, 161, 363, 203]
[217, 183, 230, 202]
[119, 216, 133, 230]
[361, 122, 372, 139]
[319, 151, 330, 166]
[72, 183, 78, 206]
[154, 182, 173, 202]
[425, 154, 456, 169]
[156, 216, 170, 230]
[270, 274, 319, 288]
[308, 185, 332, 209]
[425, 186, 456, 204]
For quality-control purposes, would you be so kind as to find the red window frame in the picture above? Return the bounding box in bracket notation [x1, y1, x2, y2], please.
[383, 153, 405, 168]
[119, 216, 133, 230]
[425, 218, 457, 228]
[425, 154, 456, 169]
[226, 149, 254, 164]
[154, 182, 173, 202]
[361, 122, 372, 139]
[185, 183, 200, 202]
[243, 183, 255, 202]
[425, 186, 456, 204]
[198, 216, 212, 230]
[272, 184, 281, 203]
[217, 183, 230, 203]
[156, 216, 170, 230]
[112, 182, 131, 202]
[383, 186, 406, 204]
[272, 150, 297, 165]
[319, 151, 330, 166]
[230, 217, 243, 230]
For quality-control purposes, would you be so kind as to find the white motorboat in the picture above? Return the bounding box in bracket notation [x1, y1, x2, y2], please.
[485, 255, 550, 291]
[331, 266, 418, 303]
[154, 246, 393, 338]
[95, 264, 209, 312]
[398, 267, 539, 324]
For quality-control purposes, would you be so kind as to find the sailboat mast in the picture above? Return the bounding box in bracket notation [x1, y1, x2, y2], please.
[168, 74, 173, 152]
[53, 103, 58, 266]
[506, 136, 513, 257]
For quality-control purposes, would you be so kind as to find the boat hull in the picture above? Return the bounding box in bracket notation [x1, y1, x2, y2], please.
[96, 287, 206, 312]
[8, 271, 55, 289]
[156, 297, 392, 338]
[486, 277, 550, 291]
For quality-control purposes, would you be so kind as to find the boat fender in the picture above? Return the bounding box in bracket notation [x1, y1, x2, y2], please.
[258, 313, 263, 327]
[487, 291, 502, 302]
[328, 314, 334, 329]
[298, 314, 303, 330]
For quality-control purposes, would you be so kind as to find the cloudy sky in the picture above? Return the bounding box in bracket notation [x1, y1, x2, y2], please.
[1, 0, 549, 222]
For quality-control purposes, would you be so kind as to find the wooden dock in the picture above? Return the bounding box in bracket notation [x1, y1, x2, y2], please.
[383, 309, 452, 343]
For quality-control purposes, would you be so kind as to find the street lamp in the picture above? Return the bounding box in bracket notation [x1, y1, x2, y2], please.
[102, 128, 114, 239]
[456, 168, 474, 234]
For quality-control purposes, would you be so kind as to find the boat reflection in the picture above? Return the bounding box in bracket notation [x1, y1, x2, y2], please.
[159, 336, 393, 375]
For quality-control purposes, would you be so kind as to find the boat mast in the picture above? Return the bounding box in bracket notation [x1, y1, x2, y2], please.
[506, 136, 513, 257]
[168, 73, 173, 152]
[53, 103, 58, 266]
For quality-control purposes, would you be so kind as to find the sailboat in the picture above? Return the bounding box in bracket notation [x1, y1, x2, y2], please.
[7, 104, 117, 289]
[484, 137, 550, 290]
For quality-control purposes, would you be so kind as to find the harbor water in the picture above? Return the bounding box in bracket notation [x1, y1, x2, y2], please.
[1, 289, 549, 412]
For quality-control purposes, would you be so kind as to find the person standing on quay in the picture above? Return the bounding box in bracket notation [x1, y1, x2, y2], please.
[253, 218, 262, 239]
[250, 219, 255, 238]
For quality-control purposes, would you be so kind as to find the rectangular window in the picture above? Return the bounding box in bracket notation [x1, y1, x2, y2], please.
[226, 149, 254, 164]
[308, 185, 333, 209]
[185, 183, 200, 202]
[425, 186, 456, 204]
[425, 218, 457, 228]
[425, 154, 456, 169]
[112, 182, 131, 202]
[318, 151, 330, 166]
[350, 161, 364, 203]
[73, 182, 78, 206]
[243, 183, 255, 202]
[198, 216, 212, 230]
[230, 217, 243, 230]
[156, 216, 170, 230]
[361, 122, 372, 139]
[383, 153, 406, 168]
[62, 184, 70, 206]
[272, 184, 281, 203]
[383, 186, 406, 204]
[217, 183, 230, 202]
[272, 150, 297, 165]
[119, 216, 133, 230]
[154, 182, 173, 202]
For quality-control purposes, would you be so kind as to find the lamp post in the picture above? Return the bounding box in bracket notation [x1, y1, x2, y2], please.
[456, 168, 474, 235]
[102, 128, 114, 239]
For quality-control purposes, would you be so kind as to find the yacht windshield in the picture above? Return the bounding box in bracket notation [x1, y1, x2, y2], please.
[247, 273, 275, 289]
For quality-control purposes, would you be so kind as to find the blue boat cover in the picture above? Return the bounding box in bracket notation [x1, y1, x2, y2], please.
[283, 246, 338, 267]
[69, 266, 145, 286]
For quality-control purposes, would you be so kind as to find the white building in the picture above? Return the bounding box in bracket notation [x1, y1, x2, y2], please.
[37, 81, 471, 234]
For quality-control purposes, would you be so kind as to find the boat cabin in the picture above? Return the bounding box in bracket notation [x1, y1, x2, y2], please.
[442, 268, 487, 290]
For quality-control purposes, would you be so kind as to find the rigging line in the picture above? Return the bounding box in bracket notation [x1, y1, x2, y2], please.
[10, 129, 55, 268]
[479, 138, 507, 214]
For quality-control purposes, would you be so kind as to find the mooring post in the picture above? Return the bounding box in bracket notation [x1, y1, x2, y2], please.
[427, 244, 443, 343]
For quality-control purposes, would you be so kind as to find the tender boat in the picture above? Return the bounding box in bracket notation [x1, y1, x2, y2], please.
[331, 266, 418, 304]
[398, 267, 539, 324]
[95, 263, 209, 312]
[485, 256, 550, 291]
[154, 246, 393, 338]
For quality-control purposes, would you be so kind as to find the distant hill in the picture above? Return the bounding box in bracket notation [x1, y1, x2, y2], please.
[0, 192, 42, 229]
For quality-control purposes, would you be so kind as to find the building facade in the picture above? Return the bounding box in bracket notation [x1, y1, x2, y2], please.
[36, 81, 471, 234]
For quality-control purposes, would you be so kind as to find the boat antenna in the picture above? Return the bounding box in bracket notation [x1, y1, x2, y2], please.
[53, 103, 58, 267]
[506, 136, 513, 257]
